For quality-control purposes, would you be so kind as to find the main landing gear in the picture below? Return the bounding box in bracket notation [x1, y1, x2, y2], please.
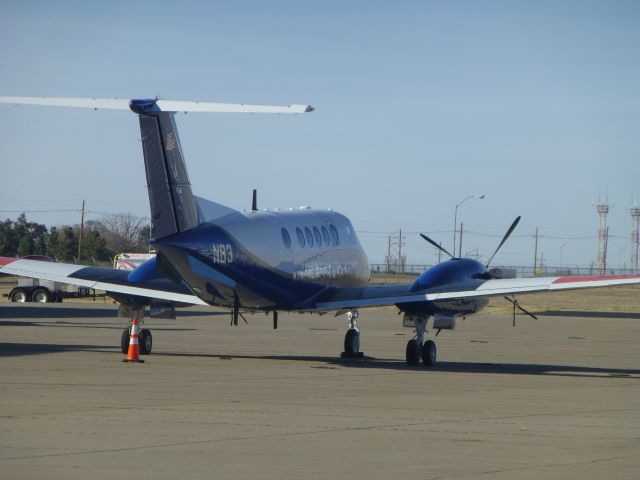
[405, 316, 436, 366]
[341, 310, 363, 358]
[121, 321, 153, 355]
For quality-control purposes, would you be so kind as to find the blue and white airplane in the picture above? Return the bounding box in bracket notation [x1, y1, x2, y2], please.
[1, 96, 639, 366]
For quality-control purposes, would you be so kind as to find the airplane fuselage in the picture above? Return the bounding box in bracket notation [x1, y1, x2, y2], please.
[152, 208, 370, 310]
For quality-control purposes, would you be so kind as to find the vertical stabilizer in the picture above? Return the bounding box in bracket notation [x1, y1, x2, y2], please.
[132, 100, 199, 238]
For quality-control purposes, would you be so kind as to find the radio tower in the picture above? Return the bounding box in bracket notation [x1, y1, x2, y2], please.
[595, 200, 612, 274]
[630, 202, 640, 273]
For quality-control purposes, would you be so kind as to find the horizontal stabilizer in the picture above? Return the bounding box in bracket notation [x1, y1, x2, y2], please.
[0, 96, 314, 114]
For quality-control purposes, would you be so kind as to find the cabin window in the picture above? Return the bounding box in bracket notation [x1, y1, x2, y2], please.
[304, 227, 314, 247]
[329, 224, 339, 246]
[321, 226, 330, 245]
[281, 228, 291, 249]
[296, 227, 305, 247]
[313, 226, 322, 246]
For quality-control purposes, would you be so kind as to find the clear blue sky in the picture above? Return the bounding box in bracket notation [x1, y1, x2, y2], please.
[0, 0, 638, 268]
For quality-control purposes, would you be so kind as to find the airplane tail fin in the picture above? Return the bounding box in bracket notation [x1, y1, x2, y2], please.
[135, 109, 199, 238]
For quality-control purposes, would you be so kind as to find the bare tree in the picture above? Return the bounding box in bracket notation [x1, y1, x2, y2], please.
[100, 213, 150, 253]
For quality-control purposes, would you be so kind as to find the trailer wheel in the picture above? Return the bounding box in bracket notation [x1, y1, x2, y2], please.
[32, 288, 50, 303]
[11, 288, 28, 303]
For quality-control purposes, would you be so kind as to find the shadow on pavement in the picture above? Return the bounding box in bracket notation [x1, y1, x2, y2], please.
[0, 342, 118, 356]
[539, 310, 640, 319]
[154, 351, 640, 379]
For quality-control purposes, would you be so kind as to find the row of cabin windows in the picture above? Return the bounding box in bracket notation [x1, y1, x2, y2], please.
[281, 224, 339, 249]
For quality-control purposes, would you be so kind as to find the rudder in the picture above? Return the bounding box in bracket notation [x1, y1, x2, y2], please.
[132, 100, 199, 238]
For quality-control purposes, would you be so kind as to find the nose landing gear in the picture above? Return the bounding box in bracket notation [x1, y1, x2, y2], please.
[341, 310, 364, 358]
[405, 315, 437, 367]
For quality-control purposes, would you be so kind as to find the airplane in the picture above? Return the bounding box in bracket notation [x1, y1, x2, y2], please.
[1, 95, 639, 366]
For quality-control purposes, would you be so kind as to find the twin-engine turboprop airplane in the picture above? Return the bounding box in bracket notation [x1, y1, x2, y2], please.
[1, 95, 639, 366]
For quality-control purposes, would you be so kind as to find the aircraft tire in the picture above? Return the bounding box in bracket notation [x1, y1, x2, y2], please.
[406, 339, 419, 366]
[139, 329, 152, 355]
[10, 288, 28, 303]
[421, 340, 437, 366]
[344, 329, 360, 355]
[121, 328, 130, 354]
[32, 287, 50, 303]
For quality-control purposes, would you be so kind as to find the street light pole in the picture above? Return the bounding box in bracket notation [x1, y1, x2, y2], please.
[559, 241, 569, 268]
[453, 194, 485, 257]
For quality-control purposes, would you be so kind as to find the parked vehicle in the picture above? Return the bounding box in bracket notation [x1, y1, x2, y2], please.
[113, 252, 156, 271]
[6, 256, 101, 303]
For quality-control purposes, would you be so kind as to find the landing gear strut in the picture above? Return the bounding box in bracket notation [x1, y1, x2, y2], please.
[341, 310, 363, 358]
[405, 316, 436, 366]
[120, 320, 152, 355]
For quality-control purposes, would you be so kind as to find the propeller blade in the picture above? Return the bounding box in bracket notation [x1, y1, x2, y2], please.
[420, 234, 454, 259]
[485, 216, 521, 267]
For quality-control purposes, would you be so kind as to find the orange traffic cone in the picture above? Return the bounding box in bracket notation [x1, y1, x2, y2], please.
[122, 317, 144, 363]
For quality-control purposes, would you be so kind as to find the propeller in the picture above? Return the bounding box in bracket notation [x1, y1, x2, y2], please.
[419, 234, 454, 259]
[485, 216, 521, 268]
[504, 296, 538, 327]
[419, 216, 521, 266]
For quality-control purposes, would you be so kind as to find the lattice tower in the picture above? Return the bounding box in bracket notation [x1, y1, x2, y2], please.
[631, 206, 640, 273]
[595, 203, 611, 274]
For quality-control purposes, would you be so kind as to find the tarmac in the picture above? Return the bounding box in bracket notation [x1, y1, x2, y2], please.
[0, 302, 638, 479]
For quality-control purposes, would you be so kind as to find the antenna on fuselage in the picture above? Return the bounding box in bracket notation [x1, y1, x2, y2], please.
[251, 189, 257, 211]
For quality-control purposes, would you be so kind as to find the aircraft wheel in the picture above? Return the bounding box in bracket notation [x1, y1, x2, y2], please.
[121, 328, 130, 354]
[344, 329, 360, 355]
[421, 340, 437, 366]
[32, 288, 50, 303]
[139, 329, 152, 355]
[406, 339, 420, 366]
[11, 288, 28, 303]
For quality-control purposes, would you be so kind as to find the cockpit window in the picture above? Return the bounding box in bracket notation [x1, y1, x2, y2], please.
[321, 226, 330, 245]
[329, 224, 339, 246]
[313, 226, 322, 247]
[296, 227, 305, 248]
[304, 227, 314, 247]
[281, 228, 291, 249]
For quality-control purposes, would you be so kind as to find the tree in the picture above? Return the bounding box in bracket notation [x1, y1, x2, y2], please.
[0, 219, 18, 256]
[82, 228, 112, 262]
[0, 214, 48, 257]
[101, 213, 149, 253]
[57, 226, 78, 262]
[47, 226, 61, 259]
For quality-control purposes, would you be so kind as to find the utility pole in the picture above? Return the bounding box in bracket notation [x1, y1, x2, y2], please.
[458, 222, 463, 258]
[77, 200, 85, 263]
[533, 227, 539, 277]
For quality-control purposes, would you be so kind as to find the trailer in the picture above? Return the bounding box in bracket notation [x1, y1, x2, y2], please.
[8, 277, 102, 303]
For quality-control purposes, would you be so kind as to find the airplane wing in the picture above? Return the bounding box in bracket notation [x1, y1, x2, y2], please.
[313, 274, 640, 311]
[0, 257, 207, 306]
